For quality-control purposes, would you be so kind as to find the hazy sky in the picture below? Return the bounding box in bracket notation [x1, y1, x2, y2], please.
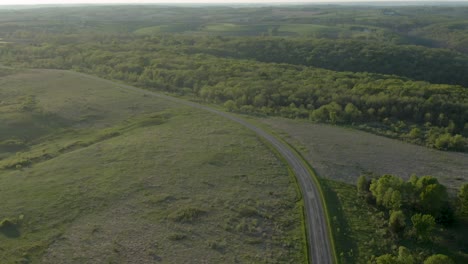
[0, 0, 458, 5]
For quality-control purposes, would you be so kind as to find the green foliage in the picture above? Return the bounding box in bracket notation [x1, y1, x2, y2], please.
[411, 213, 436, 241]
[419, 183, 447, 216]
[0, 139, 27, 152]
[0, 218, 20, 238]
[1, 5, 467, 260]
[344, 103, 362, 123]
[323, 178, 467, 263]
[434, 133, 466, 151]
[458, 183, 468, 217]
[376, 246, 414, 264]
[0, 218, 15, 228]
[376, 254, 398, 264]
[369, 175, 404, 209]
[1, 156, 32, 170]
[396, 246, 414, 264]
[1, 29, 467, 152]
[0, 70, 305, 263]
[408, 127, 422, 140]
[223, 100, 237, 112]
[356, 175, 369, 196]
[389, 210, 406, 235]
[310, 102, 344, 124]
[409, 176, 451, 222]
[423, 254, 454, 264]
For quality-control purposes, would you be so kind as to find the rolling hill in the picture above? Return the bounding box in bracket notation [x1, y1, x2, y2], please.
[0, 69, 305, 263]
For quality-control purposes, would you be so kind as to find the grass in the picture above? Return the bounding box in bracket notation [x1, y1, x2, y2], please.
[259, 117, 468, 192]
[201, 23, 272, 36]
[274, 23, 388, 39]
[320, 179, 390, 263]
[258, 116, 468, 262]
[279, 24, 342, 37]
[245, 115, 338, 264]
[135, 23, 272, 36]
[0, 69, 306, 263]
[320, 178, 468, 263]
[140, 22, 383, 39]
[169, 207, 206, 223]
[134, 24, 199, 34]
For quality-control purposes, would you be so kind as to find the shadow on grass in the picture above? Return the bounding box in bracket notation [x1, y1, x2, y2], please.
[0, 223, 20, 238]
[400, 219, 468, 263]
[319, 178, 358, 264]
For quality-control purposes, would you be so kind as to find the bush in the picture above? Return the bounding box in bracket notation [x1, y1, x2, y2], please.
[388, 210, 406, 235]
[424, 254, 454, 264]
[434, 133, 466, 151]
[2, 157, 32, 170]
[411, 213, 435, 241]
[357, 175, 369, 196]
[0, 218, 15, 228]
[0, 218, 20, 237]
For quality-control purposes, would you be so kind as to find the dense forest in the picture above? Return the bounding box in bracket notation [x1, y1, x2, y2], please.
[0, 5, 467, 153]
[190, 37, 468, 87]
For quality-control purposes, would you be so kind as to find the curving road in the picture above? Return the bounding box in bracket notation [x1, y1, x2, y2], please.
[70, 70, 335, 264]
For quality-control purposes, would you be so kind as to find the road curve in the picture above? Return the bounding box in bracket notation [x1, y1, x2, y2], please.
[69, 70, 335, 264]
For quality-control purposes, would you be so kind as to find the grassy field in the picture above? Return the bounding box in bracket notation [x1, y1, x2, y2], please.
[134, 23, 272, 36]
[200, 23, 271, 36]
[259, 117, 468, 192]
[134, 24, 200, 35]
[320, 179, 468, 264]
[278, 24, 343, 37]
[132, 21, 386, 39]
[257, 116, 468, 263]
[0, 70, 305, 263]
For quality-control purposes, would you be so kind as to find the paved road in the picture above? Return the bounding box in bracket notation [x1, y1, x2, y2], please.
[70, 70, 335, 264]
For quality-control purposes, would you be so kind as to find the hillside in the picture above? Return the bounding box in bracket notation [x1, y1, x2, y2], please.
[0, 4, 467, 263]
[0, 69, 305, 263]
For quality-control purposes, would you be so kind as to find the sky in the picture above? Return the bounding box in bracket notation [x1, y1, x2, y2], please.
[0, 0, 463, 5]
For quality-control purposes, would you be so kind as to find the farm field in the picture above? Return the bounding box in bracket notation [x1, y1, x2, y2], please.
[259, 117, 468, 191]
[0, 69, 305, 263]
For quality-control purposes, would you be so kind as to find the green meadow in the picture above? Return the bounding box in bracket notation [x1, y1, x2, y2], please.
[0, 69, 305, 263]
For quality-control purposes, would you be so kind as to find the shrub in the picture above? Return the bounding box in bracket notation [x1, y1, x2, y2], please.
[411, 213, 435, 241]
[388, 210, 406, 235]
[424, 254, 454, 264]
[0, 218, 15, 228]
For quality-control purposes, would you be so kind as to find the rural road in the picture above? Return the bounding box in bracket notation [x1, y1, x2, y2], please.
[71, 70, 335, 264]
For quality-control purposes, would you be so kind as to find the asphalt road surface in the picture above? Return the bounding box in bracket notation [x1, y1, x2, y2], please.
[71, 70, 335, 264]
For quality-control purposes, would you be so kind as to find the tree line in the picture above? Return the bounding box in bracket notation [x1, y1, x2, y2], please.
[0, 34, 467, 151]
